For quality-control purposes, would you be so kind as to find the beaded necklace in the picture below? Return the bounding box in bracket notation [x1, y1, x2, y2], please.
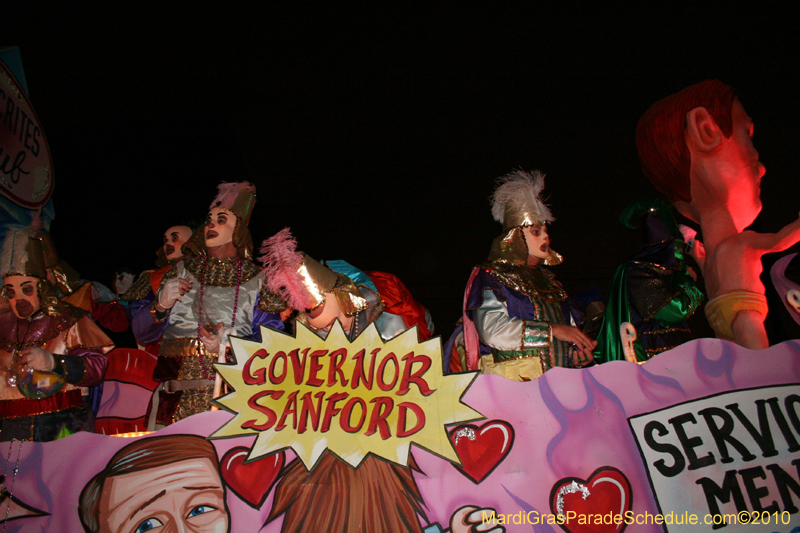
[4, 317, 34, 388]
[1, 439, 23, 531]
[196, 255, 242, 380]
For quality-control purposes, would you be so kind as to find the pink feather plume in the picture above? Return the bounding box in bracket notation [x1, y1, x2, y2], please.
[210, 181, 256, 210]
[259, 228, 315, 311]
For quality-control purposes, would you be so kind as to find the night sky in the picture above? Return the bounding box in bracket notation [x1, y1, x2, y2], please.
[3, 5, 800, 342]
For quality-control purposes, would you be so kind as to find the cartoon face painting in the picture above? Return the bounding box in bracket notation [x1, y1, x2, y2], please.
[99, 457, 228, 533]
[79, 435, 230, 533]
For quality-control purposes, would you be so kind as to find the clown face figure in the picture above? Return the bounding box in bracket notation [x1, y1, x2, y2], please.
[163, 225, 193, 262]
[204, 207, 237, 255]
[3, 275, 41, 319]
[523, 225, 551, 264]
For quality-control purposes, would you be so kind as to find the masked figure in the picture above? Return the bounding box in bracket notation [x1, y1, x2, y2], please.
[593, 200, 704, 363]
[132, 182, 284, 423]
[44, 257, 130, 337]
[452, 170, 595, 381]
[0, 225, 112, 441]
[259, 228, 406, 341]
[122, 224, 193, 351]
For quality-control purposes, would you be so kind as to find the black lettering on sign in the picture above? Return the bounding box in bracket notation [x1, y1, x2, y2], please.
[739, 465, 780, 513]
[765, 459, 800, 513]
[644, 420, 686, 477]
[0, 147, 29, 184]
[695, 470, 747, 530]
[669, 412, 715, 470]
[727, 400, 779, 458]
[17, 109, 29, 143]
[786, 395, 800, 436]
[31, 124, 40, 156]
[698, 406, 756, 464]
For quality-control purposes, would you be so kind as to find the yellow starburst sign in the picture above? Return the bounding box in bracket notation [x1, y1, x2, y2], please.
[211, 322, 482, 470]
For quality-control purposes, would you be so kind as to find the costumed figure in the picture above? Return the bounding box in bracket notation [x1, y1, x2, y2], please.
[25, 260, 131, 340]
[105, 267, 137, 346]
[0, 224, 112, 441]
[363, 270, 434, 341]
[259, 228, 407, 342]
[593, 199, 704, 363]
[636, 79, 800, 349]
[122, 224, 193, 351]
[111, 268, 135, 302]
[451, 170, 595, 381]
[111, 226, 193, 427]
[45, 259, 130, 337]
[132, 182, 284, 424]
[261, 229, 496, 533]
[321, 260, 435, 341]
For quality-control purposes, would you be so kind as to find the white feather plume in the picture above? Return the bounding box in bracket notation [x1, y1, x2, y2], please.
[491, 169, 554, 226]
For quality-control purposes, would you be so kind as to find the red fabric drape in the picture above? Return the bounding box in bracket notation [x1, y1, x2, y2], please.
[365, 271, 431, 341]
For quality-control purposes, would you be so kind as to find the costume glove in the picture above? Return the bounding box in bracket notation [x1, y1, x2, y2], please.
[158, 277, 192, 310]
[20, 347, 56, 371]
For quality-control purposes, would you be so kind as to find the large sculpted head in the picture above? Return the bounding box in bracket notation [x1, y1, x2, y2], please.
[636, 80, 764, 230]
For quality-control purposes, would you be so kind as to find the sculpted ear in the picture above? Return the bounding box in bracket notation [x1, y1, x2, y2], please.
[686, 106, 721, 153]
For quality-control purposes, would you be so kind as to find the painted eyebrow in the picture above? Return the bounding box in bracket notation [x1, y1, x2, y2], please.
[130, 489, 166, 519]
[183, 485, 221, 491]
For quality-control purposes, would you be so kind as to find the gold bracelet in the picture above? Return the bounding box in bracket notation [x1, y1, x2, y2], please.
[150, 301, 168, 323]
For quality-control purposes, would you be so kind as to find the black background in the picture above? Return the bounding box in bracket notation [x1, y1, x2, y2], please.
[4, 5, 800, 342]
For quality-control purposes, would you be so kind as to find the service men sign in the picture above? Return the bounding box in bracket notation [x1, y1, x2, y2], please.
[0, 59, 53, 208]
[630, 384, 800, 531]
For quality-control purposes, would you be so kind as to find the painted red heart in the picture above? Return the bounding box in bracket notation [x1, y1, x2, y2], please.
[549, 466, 632, 533]
[220, 446, 284, 509]
[449, 420, 514, 483]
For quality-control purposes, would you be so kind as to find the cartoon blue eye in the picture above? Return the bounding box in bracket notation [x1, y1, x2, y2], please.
[135, 517, 164, 532]
[187, 505, 217, 518]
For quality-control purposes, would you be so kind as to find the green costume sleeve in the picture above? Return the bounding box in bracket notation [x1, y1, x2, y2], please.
[593, 262, 646, 363]
[653, 269, 704, 326]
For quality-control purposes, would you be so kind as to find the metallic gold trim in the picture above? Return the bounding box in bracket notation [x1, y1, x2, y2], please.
[491, 350, 547, 363]
[478, 261, 568, 303]
[122, 270, 158, 301]
[150, 301, 168, 323]
[640, 327, 691, 336]
[0, 305, 86, 352]
[183, 255, 260, 287]
[159, 338, 217, 358]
